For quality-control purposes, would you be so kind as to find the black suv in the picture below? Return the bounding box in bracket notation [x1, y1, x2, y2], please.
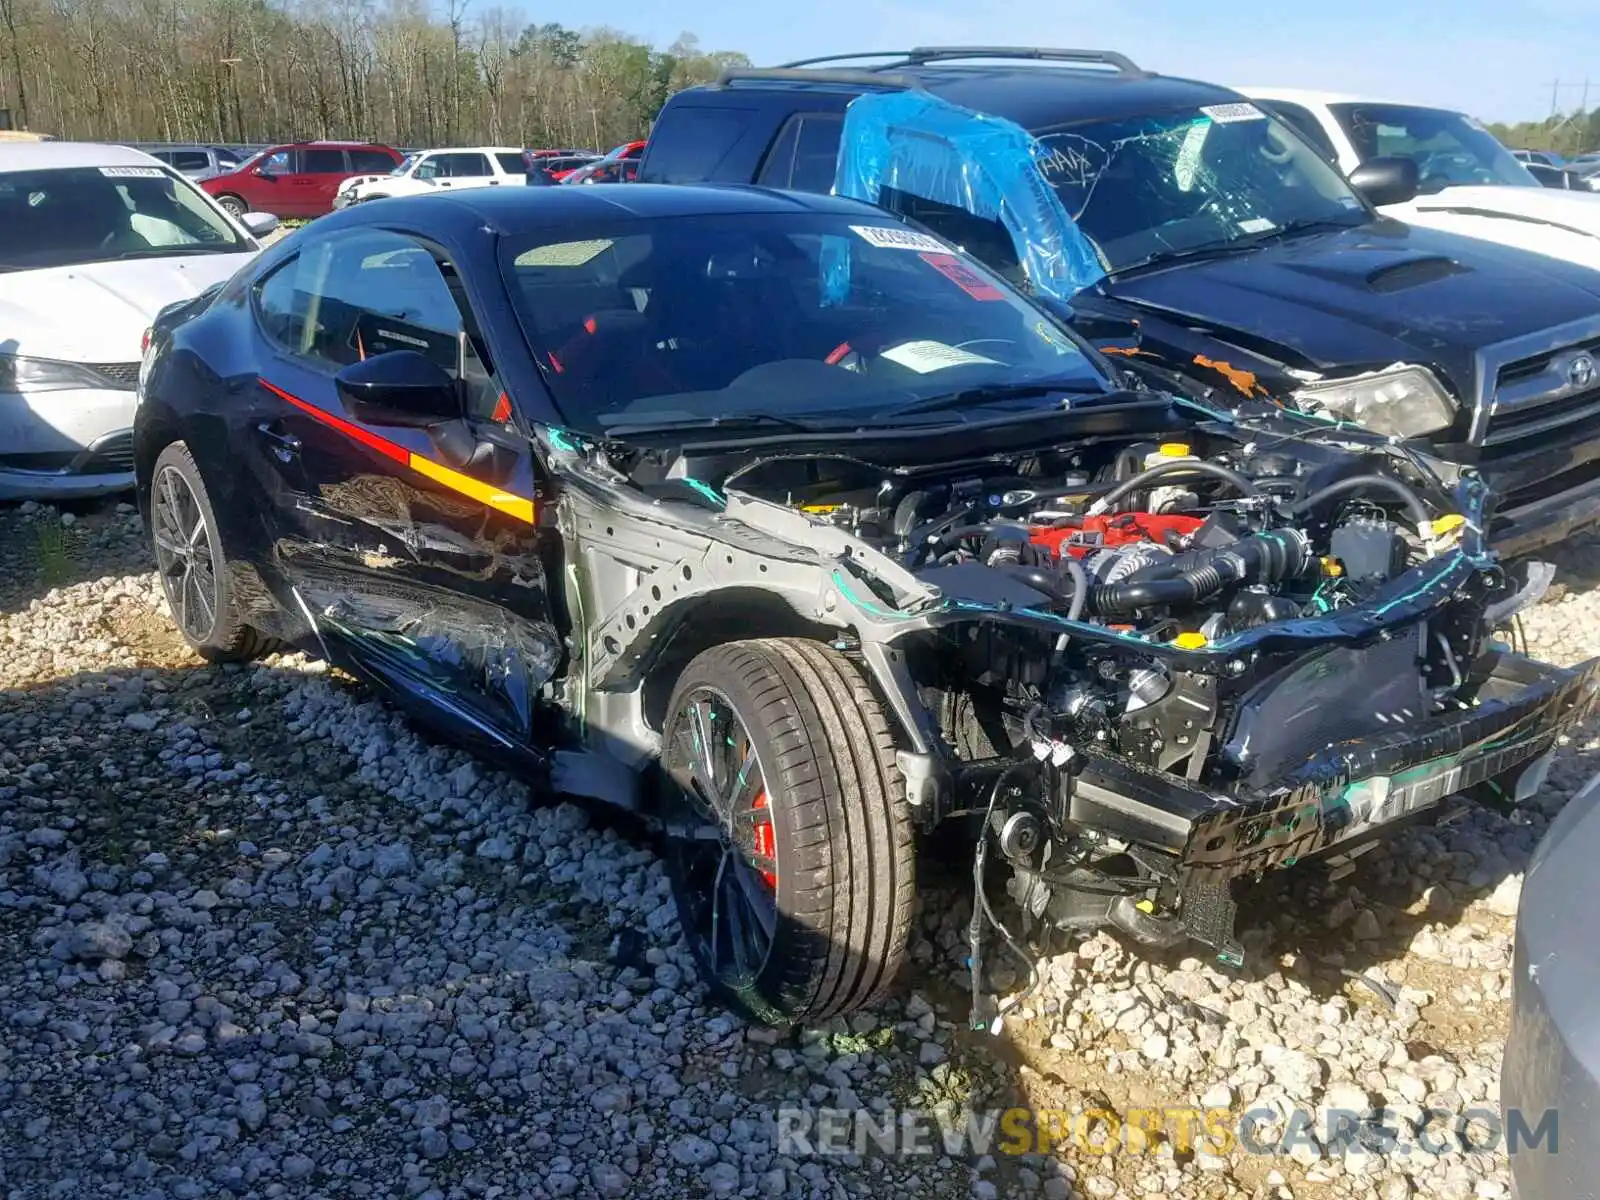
[639, 47, 1600, 557]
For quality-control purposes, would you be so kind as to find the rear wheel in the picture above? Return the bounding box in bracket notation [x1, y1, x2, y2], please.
[660, 638, 915, 1025]
[215, 193, 247, 218]
[150, 442, 274, 663]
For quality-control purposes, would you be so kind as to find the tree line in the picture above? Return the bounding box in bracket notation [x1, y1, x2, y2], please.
[0, 0, 752, 151]
[1486, 109, 1600, 157]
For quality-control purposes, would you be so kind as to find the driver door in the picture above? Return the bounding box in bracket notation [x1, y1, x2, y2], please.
[244, 227, 563, 755]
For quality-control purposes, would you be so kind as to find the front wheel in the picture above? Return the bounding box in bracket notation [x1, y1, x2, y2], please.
[659, 638, 915, 1025]
[215, 193, 247, 218]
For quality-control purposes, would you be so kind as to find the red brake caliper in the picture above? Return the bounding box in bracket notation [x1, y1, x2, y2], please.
[751, 791, 777, 890]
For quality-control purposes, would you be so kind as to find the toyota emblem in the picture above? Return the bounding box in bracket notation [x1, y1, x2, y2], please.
[1568, 352, 1596, 390]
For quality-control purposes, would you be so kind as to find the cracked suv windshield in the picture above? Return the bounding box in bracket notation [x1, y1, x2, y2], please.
[0, 165, 248, 272]
[1034, 103, 1368, 273]
[498, 212, 1107, 431]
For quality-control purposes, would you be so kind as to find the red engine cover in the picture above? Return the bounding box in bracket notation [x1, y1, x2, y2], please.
[1029, 512, 1205, 559]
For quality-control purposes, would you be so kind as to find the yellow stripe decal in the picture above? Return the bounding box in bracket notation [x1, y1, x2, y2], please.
[408, 453, 536, 524]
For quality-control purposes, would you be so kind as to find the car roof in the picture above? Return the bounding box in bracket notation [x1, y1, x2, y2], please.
[321, 182, 888, 237]
[899, 64, 1241, 130]
[417, 146, 527, 155]
[699, 53, 1244, 131]
[0, 140, 165, 171]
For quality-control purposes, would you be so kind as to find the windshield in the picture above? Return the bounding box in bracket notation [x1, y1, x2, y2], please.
[1035, 103, 1369, 274]
[0, 165, 250, 271]
[392, 154, 420, 176]
[1329, 103, 1538, 192]
[499, 212, 1107, 435]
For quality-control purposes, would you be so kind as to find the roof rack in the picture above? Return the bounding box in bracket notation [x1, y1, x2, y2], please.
[716, 65, 919, 89]
[779, 46, 1144, 76]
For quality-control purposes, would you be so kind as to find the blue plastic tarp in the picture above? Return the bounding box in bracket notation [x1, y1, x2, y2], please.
[833, 90, 1106, 302]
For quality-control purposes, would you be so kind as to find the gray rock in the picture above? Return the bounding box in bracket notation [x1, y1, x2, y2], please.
[69, 920, 133, 961]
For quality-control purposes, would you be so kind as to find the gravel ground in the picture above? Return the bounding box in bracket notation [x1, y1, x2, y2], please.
[1, 497, 1596, 1200]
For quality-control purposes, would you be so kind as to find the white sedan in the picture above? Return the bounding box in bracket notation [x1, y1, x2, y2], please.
[332, 146, 529, 208]
[0, 142, 275, 499]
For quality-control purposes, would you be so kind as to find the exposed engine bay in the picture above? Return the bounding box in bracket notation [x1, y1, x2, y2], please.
[554, 403, 1597, 1026]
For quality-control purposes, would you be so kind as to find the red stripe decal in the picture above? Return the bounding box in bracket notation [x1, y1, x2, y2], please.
[259, 378, 408, 464]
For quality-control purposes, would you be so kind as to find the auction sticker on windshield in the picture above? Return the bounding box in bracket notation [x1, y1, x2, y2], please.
[851, 225, 949, 252]
[99, 166, 167, 178]
[1199, 103, 1266, 124]
[880, 340, 1000, 374]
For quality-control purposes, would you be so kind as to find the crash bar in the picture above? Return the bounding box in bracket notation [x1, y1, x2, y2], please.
[779, 46, 1145, 75]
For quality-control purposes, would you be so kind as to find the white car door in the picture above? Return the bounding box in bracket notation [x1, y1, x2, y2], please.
[427, 151, 497, 191]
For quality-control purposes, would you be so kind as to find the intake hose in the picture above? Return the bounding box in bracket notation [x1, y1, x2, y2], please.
[1088, 460, 1264, 515]
[1286, 473, 1431, 530]
[1090, 528, 1314, 617]
[1001, 551, 1090, 621]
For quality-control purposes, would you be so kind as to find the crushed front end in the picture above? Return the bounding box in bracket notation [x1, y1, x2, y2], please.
[555, 399, 1598, 1025]
[694, 417, 1598, 1015]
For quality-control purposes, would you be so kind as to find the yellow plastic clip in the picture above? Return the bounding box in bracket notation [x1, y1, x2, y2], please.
[1432, 514, 1467, 537]
[1321, 556, 1344, 578]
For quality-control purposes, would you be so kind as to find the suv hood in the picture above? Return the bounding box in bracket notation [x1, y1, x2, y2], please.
[0, 255, 251, 363]
[1092, 220, 1600, 376]
[1394, 185, 1600, 270]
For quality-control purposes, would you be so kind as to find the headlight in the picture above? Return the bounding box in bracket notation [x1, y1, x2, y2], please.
[0, 354, 113, 394]
[1291, 364, 1458, 439]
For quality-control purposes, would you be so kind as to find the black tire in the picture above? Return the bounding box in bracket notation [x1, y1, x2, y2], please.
[660, 638, 915, 1025]
[215, 193, 247, 218]
[150, 442, 275, 663]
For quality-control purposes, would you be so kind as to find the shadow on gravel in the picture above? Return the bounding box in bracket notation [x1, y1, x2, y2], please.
[0, 498, 152, 616]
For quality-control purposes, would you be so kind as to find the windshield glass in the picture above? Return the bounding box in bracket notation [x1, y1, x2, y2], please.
[499, 212, 1107, 434]
[392, 154, 419, 176]
[1329, 103, 1538, 191]
[0, 165, 250, 271]
[1034, 103, 1368, 274]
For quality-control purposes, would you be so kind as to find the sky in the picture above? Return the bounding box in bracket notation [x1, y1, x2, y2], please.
[540, 0, 1600, 125]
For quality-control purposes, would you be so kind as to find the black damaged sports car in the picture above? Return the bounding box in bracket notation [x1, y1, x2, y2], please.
[134, 184, 1598, 1025]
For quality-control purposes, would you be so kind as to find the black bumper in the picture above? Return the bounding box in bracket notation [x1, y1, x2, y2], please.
[1067, 652, 1600, 877]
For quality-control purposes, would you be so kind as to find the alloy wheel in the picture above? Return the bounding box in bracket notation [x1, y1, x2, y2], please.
[151, 464, 220, 643]
[661, 687, 780, 985]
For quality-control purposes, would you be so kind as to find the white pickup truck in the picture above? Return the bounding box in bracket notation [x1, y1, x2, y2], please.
[333, 146, 529, 208]
[1240, 88, 1600, 271]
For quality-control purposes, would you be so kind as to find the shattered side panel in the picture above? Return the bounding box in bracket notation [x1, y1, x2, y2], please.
[286, 556, 561, 737]
[254, 380, 562, 749]
[834, 90, 1105, 302]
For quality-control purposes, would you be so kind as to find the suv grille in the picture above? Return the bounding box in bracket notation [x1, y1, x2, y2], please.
[89, 362, 142, 390]
[1481, 335, 1600, 460]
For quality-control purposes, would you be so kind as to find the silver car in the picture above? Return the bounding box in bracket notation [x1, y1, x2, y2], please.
[1501, 769, 1600, 1198]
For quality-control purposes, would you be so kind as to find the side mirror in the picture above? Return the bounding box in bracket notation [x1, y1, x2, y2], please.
[1348, 156, 1420, 207]
[334, 350, 461, 428]
[240, 212, 279, 237]
[253, 166, 275, 179]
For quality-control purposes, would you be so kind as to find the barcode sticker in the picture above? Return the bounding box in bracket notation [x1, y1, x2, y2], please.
[851, 224, 949, 252]
[1199, 103, 1266, 124]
